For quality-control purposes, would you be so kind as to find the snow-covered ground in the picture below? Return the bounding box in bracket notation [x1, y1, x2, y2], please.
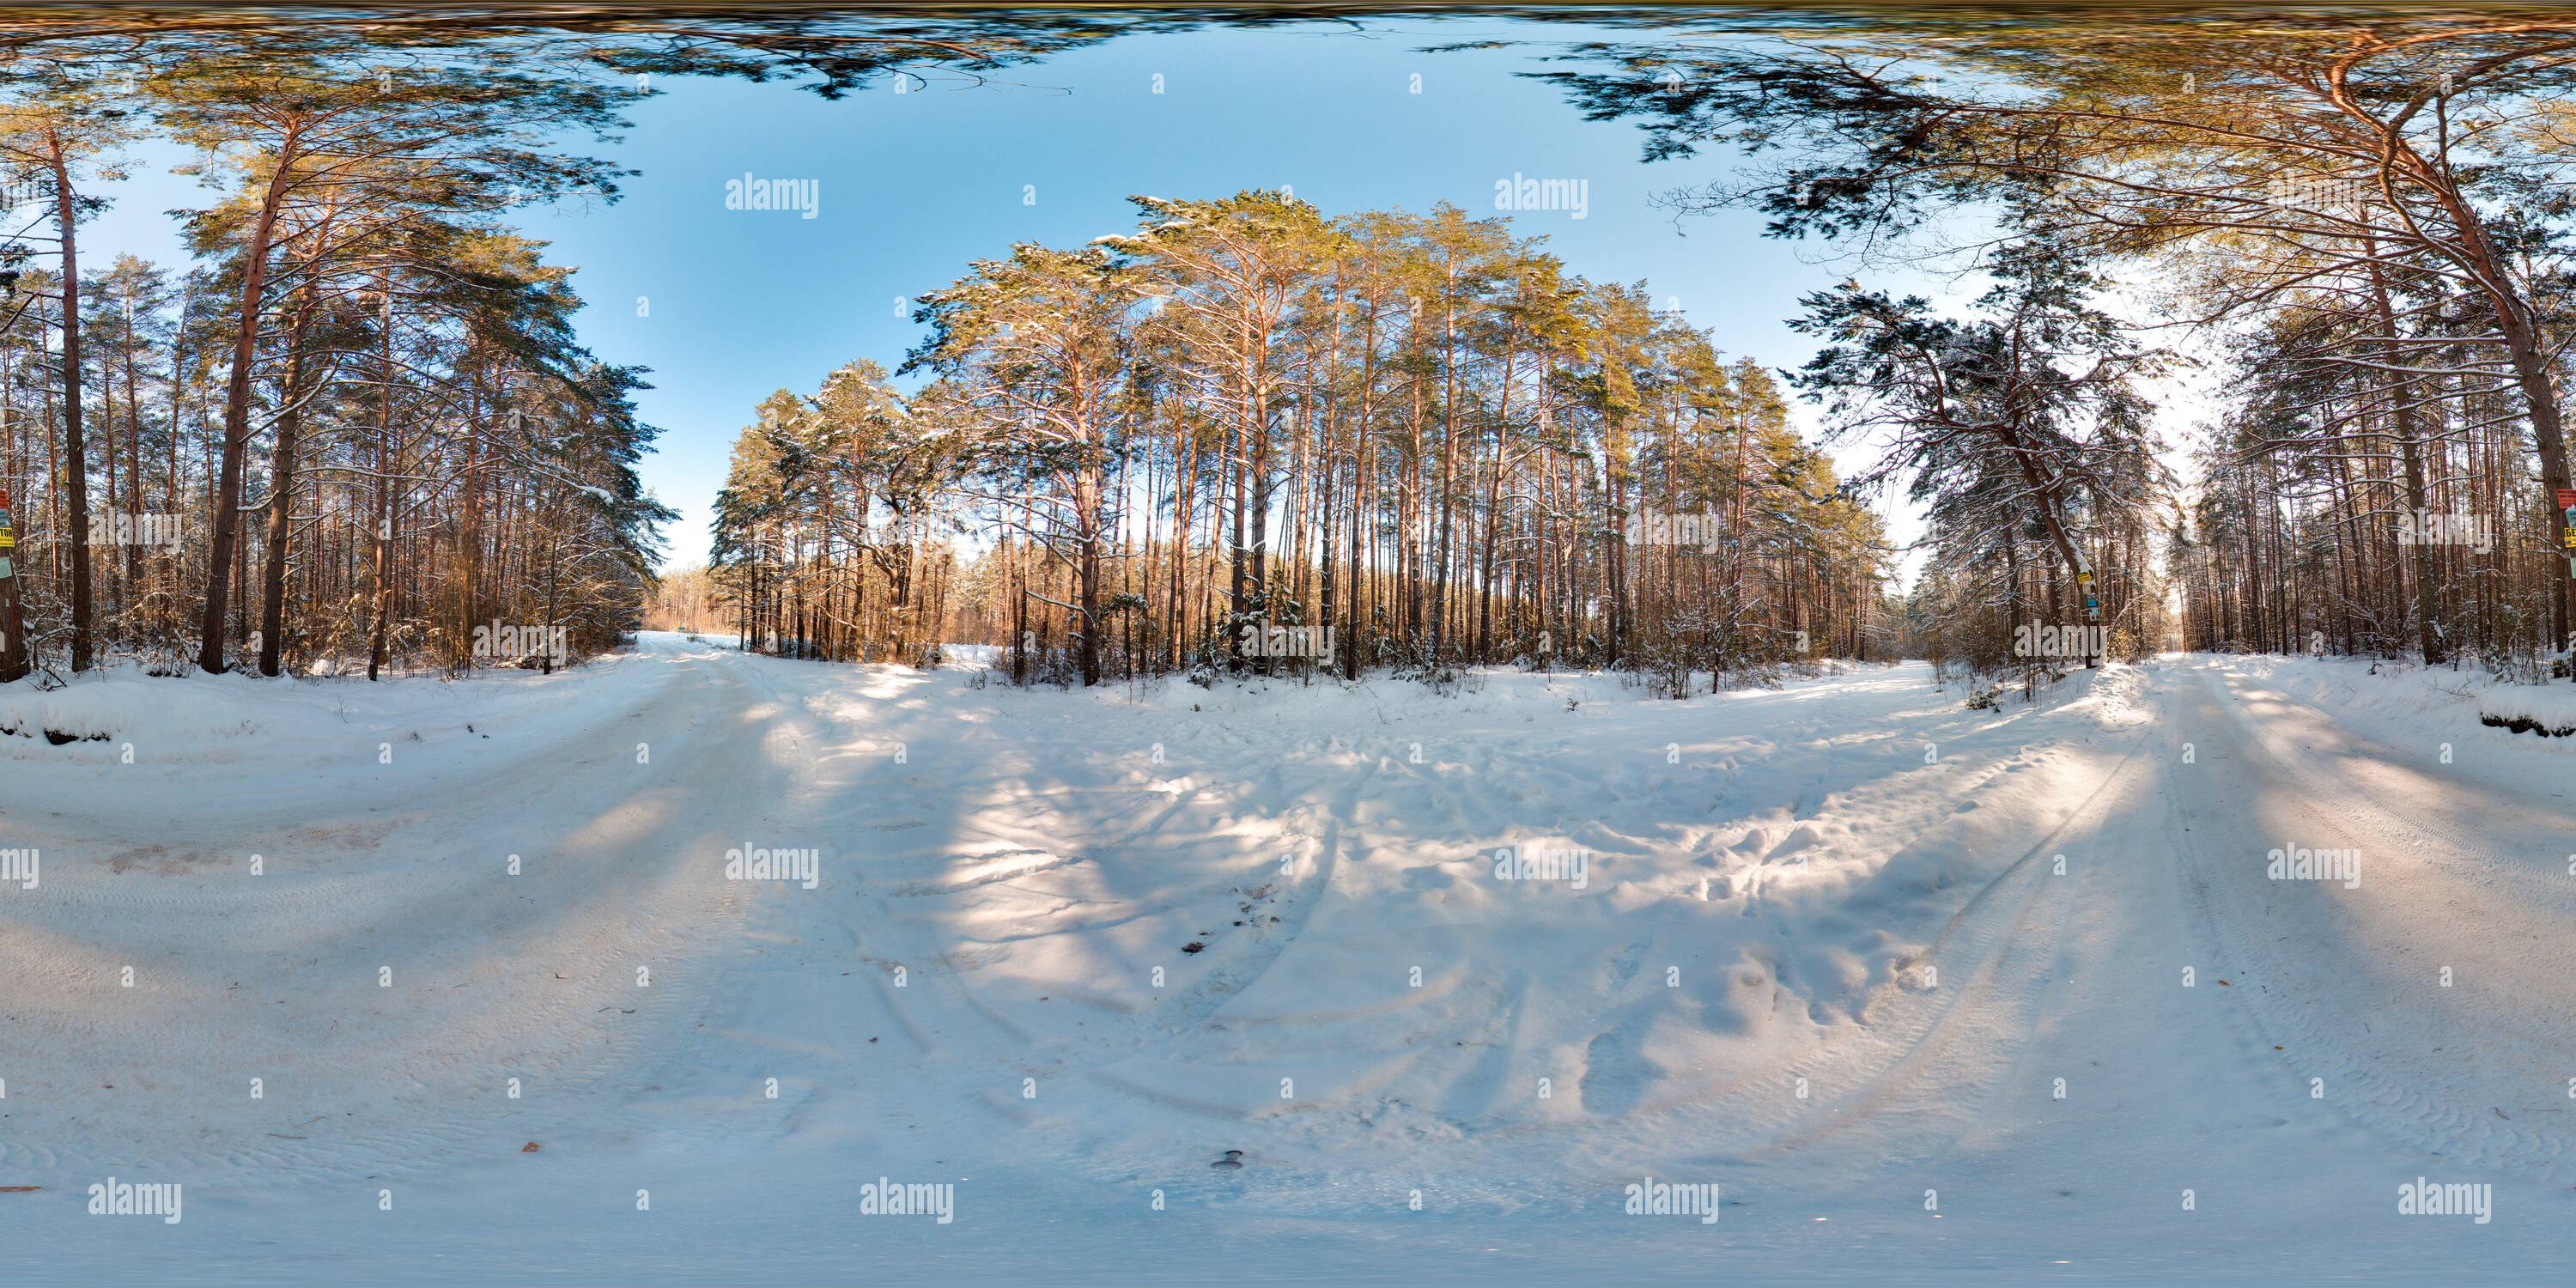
[3, 636, 2573, 1283]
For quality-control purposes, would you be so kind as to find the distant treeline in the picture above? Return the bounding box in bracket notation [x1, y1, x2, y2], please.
[702, 193, 1893, 690]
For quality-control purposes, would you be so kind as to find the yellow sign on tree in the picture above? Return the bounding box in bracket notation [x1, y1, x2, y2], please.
[0, 486, 25, 680]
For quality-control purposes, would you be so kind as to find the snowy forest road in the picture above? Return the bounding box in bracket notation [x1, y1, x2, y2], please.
[1740, 656, 2576, 1273]
[0, 633, 801, 1178]
[4, 641, 2573, 1280]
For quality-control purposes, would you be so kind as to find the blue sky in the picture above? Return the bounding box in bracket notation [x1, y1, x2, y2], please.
[85, 16, 1956, 577]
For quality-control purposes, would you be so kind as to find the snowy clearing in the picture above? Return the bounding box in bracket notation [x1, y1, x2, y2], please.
[3, 635, 2574, 1283]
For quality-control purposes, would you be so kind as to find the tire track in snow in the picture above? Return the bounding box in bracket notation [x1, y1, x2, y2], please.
[1728, 703, 2162, 1165]
[0, 638, 767, 1182]
[2166, 661, 2576, 1182]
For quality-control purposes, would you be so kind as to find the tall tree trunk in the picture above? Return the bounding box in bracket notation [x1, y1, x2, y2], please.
[2361, 255, 2446, 665]
[120, 297, 143, 594]
[256, 272, 325, 677]
[50, 134, 91, 671]
[196, 144, 298, 674]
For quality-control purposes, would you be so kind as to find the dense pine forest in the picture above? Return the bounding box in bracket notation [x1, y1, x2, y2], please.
[0, 39, 671, 682]
[677, 12, 2576, 691]
[696, 195, 1893, 688]
[0, 10, 1117, 683]
[1535, 14, 2576, 683]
